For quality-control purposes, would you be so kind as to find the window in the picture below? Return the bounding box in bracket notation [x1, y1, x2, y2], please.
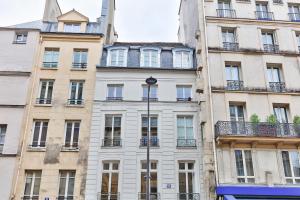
[69, 81, 84, 105]
[14, 32, 27, 44]
[100, 162, 119, 200]
[296, 34, 300, 52]
[176, 86, 192, 101]
[267, 66, 285, 92]
[43, 48, 59, 68]
[64, 23, 81, 33]
[225, 64, 243, 90]
[103, 115, 121, 147]
[222, 28, 238, 50]
[261, 31, 278, 52]
[178, 162, 198, 200]
[141, 48, 160, 67]
[229, 104, 245, 134]
[234, 150, 255, 183]
[107, 48, 128, 67]
[256, 3, 273, 20]
[289, 5, 300, 21]
[173, 50, 193, 68]
[73, 49, 88, 68]
[23, 171, 41, 200]
[58, 171, 76, 200]
[141, 116, 158, 147]
[140, 161, 158, 200]
[217, 0, 235, 18]
[64, 121, 80, 148]
[0, 125, 7, 153]
[177, 116, 195, 147]
[107, 85, 123, 101]
[282, 151, 300, 184]
[142, 85, 158, 101]
[37, 80, 54, 104]
[31, 121, 48, 148]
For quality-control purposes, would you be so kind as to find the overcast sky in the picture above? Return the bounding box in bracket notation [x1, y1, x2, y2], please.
[0, 0, 180, 42]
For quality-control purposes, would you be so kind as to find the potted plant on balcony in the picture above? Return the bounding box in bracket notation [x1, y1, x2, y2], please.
[293, 116, 300, 136]
[250, 114, 260, 135]
[266, 114, 278, 136]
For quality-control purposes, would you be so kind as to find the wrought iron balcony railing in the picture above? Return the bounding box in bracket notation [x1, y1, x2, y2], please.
[72, 62, 87, 68]
[263, 44, 279, 53]
[255, 11, 274, 20]
[57, 196, 76, 200]
[22, 197, 39, 200]
[178, 193, 200, 200]
[223, 42, 239, 51]
[177, 139, 197, 148]
[289, 13, 300, 22]
[217, 9, 236, 18]
[177, 97, 192, 102]
[268, 82, 286, 92]
[63, 142, 79, 149]
[106, 97, 123, 101]
[140, 136, 159, 147]
[142, 97, 158, 101]
[36, 98, 52, 105]
[43, 61, 58, 68]
[138, 193, 160, 200]
[102, 138, 122, 147]
[273, 0, 283, 3]
[98, 192, 120, 200]
[67, 99, 84, 105]
[215, 121, 300, 138]
[29, 141, 46, 148]
[226, 80, 244, 91]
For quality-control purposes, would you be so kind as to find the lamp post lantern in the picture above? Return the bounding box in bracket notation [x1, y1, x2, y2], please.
[145, 76, 157, 200]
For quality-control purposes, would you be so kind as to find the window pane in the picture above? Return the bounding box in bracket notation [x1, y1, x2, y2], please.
[67, 176, 75, 196]
[235, 150, 245, 176]
[40, 122, 48, 147]
[188, 172, 193, 193]
[179, 172, 186, 193]
[150, 172, 157, 193]
[65, 123, 72, 147]
[32, 122, 41, 146]
[282, 151, 293, 177]
[244, 150, 254, 176]
[59, 175, 67, 196]
[177, 87, 183, 98]
[111, 173, 119, 193]
[101, 173, 109, 193]
[291, 152, 300, 177]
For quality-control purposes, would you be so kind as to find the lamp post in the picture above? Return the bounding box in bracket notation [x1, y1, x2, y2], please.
[145, 76, 157, 200]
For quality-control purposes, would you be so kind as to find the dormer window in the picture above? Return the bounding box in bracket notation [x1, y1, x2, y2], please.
[64, 23, 81, 33]
[107, 48, 128, 67]
[140, 48, 161, 67]
[173, 49, 193, 68]
[14, 32, 27, 44]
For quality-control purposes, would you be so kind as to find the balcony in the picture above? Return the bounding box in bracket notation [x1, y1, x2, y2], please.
[72, 62, 87, 69]
[177, 139, 197, 148]
[226, 80, 244, 91]
[177, 97, 192, 102]
[289, 13, 300, 22]
[178, 193, 200, 200]
[140, 136, 159, 147]
[36, 98, 52, 105]
[138, 193, 160, 200]
[43, 62, 58, 68]
[255, 11, 274, 20]
[22, 197, 39, 200]
[98, 193, 120, 200]
[273, 0, 283, 3]
[106, 97, 123, 101]
[142, 97, 158, 102]
[67, 99, 84, 105]
[268, 82, 286, 92]
[57, 197, 76, 200]
[263, 44, 279, 53]
[217, 9, 236, 18]
[223, 42, 239, 51]
[102, 138, 122, 147]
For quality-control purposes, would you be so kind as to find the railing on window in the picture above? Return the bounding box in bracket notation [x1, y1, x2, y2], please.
[138, 193, 160, 200]
[0, 144, 3, 154]
[215, 121, 300, 137]
[268, 82, 286, 92]
[223, 42, 239, 51]
[140, 136, 159, 147]
[263, 44, 279, 53]
[22, 196, 39, 200]
[67, 99, 84, 105]
[178, 193, 200, 200]
[106, 97, 123, 101]
[57, 196, 76, 200]
[36, 98, 52, 105]
[177, 97, 192, 102]
[177, 139, 197, 148]
[289, 13, 300, 22]
[226, 80, 244, 91]
[72, 62, 87, 69]
[217, 9, 236, 18]
[63, 142, 79, 149]
[98, 193, 120, 200]
[273, 0, 283, 3]
[142, 97, 158, 102]
[255, 11, 274, 20]
[29, 141, 46, 148]
[43, 62, 58, 68]
[102, 138, 122, 147]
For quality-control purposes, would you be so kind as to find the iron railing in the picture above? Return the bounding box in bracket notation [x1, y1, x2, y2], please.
[138, 193, 160, 200]
[102, 138, 122, 147]
[0, 144, 3, 154]
[142, 97, 158, 101]
[106, 97, 123, 101]
[72, 62, 87, 68]
[140, 136, 159, 147]
[215, 121, 300, 137]
[57, 196, 76, 200]
[273, 0, 283, 3]
[63, 142, 79, 149]
[255, 11, 274, 20]
[43, 61, 58, 68]
[21, 196, 39, 200]
[36, 98, 52, 105]
[178, 193, 200, 200]
[263, 44, 279, 53]
[177, 97, 192, 102]
[217, 9, 236, 18]
[98, 193, 120, 200]
[177, 139, 197, 148]
[226, 80, 244, 91]
[29, 141, 46, 148]
[67, 99, 84, 105]
[268, 82, 286, 92]
[223, 42, 239, 51]
[289, 13, 300, 22]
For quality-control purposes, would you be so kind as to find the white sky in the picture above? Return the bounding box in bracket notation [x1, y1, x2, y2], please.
[0, 0, 181, 42]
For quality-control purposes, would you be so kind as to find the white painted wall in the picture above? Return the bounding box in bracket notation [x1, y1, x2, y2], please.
[0, 158, 17, 200]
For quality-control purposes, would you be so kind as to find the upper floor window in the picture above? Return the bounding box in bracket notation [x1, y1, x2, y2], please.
[289, 4, 300, 22]
[65, 121, 80, 149]
[73, 49, 88, 69]
[140, 48, 160, 68]
[107, 48, 128, 67]
[141, 116, 158, 147]
[176, 85, 192, 101]
[103, 115, 122, 147]
[58, 171, 76, 199]
[296, 34, 300, 52]
[23, 170, 41, 200]
[234, 150, 255, 183]
[222, 28, 238, 50]
[267, 66, 285, 92]
[14, 32, 27, 44]
[69, 81, 84, 105]
[0, 125, 7, 154]
[256, 3, 273, 20]
[37, 80, 54, 105]
[282, 151, 300, 184]
[64, 23, 81, 33]
[142, 85, 158, 101]
[225, 64, 243, 90]
[229, 104, 245, 122]
[261, 31, 278, 52]
[31, 120, 48, 148]
[178, 162, 198, 199]
[173, 50, 193, 69]
[273, 106, 289, 123]
[107, 84, 123, 101]
[217, 0, 235, 18]
[43, 48, 59, 68]
[100, 162, 120, 200]
[177, 116, 196, 147]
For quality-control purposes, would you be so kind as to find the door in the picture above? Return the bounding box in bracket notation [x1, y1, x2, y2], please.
[230, 105, 245, 134]
[274, 107, 289, 136]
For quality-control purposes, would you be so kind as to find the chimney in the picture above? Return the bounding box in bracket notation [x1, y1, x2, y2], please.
[100, 0, 117, 44]
[43, 0, 62, 22]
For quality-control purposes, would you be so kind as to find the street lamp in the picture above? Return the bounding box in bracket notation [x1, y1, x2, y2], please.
[145, 76, 157, 200]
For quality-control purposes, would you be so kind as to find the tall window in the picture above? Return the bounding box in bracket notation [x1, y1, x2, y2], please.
[267, 66, 285, 92]
[43, 48, 59, 68]
[230, 104, 245, 135]
[282, 151, 300, 184]
[222, 29, 238, 50]
[73, 49, 88, 68]
[64, 121, 80, 148]
[256, 3, 272, 20]
[176, 86, 192, 101]
[37, 80, 54, 104]
[262, 31, 278, 52]
[141, 116, 158, 147]
[100, 162, 119, 200]
[31, 120, 48, 148]
[108, 48, 127, 67]
[178, 162, 197, 200]
[225, 64, 242, 90]
[103, 115, 121, 147]
[23, 171, 41, 200]
[289, 4, 300, 21]
[140, 161, 158, 199]
[142, 85, 158, 101]
[64, 23, 81, 33]
[58, 171, 76, 200]
[173, 50, 193, 68]
[0, 125, 7, 153]
[14, 32, 27, 44]
[177, 116, 195, 147]
[107, 85, 123, 101]
[69, 81, 84, 105]
[141, 49, 160, 67]
[234, 150, 255, 183]
[217, 0, 234, 18]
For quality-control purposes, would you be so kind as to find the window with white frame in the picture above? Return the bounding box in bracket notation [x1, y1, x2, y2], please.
[103, 115, 122, 147]
[38, 80, 54, 104]
[141, 48, 160, 67]
[14, 32, 27, 44]
[31, 120, 48, 148]
[64, 121, 80, 148]
[107, 84, 123, 101]
[140, 161, 158, 199]
[173, 50, 193, 68]
[0, 125, 7, 153]
[176, 85, 192, 101]
[58, 171, 76, 199]
[64, 23, 81, 33]
[142, 85, 158, 101]
[107, 48, 128, 67]
[234, 150, 255, 183]
[296, 34, 300, 51]
[73, 49, 88, 68]
[178, 162, 197, 199]
[267, 66, 285, 92]
[69, 81, 84, 105]
[43, 48, 59, 68]
[262, 31, 276, 45]
[282, 151, 300, 184]
[177, 116, 195, 147]
[141, 116, 158, 147]
[225, 64, 241, 81]
[100, 162, 119, 199]
[289, 4, 300, 21]
[23, 170, 41, 200]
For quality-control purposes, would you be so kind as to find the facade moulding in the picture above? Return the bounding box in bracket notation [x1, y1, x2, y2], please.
[0, 71, 31, 77]
[211, 88, 300, 95]
[208, 48, 300, 56]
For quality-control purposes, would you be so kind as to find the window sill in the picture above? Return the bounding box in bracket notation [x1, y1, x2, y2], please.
[70, 68, 88, 71]
[235, 0, 251, 3]
[27, 146, 46, 152]
[101, 146, 122, 149]
[176, 146, 197, 149]
[41, 67, 58, 70]
[34, 104, 52, 107]
[139, 146, 160, 149]
[65, 104, 85, 108]
[12, 41, 27, 44]
[61, 147, 80, 152]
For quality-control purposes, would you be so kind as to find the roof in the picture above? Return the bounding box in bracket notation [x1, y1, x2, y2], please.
[7, 20, 44, 30]
[106, 42, 193, 49]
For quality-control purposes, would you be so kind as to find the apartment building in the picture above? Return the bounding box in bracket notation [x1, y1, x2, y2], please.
[179, 0, 300, 199]
[84, 42, 204, 200]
